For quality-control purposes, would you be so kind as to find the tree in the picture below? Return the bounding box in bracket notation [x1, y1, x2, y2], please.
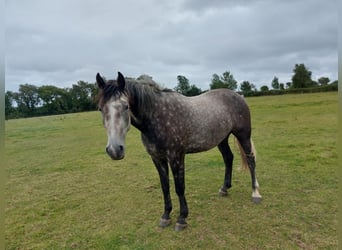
[38, 85, 70, 115]
[291, 63, 313, 88]
[174, 75, 202, 96]
[210, 71, 237, 90]
[271, 76, 280, 89]
[311, 80, 319, 87]
[240, 81, 255, 95]
[330, 80, 338, 85]
[15, 84, 39, 116]
[318, 77, 330, 86]
[70, 81, 97, 112]
[174, 75, 190, 95]
[210, 74, 222, 89]
[187, 84, 202, 96]
[260, 85, 269, 92]
[5, 91, 15, 119]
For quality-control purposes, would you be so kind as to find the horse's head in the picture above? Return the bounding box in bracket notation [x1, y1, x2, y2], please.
[96, 72, 130, 160]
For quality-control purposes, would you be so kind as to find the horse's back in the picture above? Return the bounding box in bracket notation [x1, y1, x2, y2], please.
[190, 89, 246, 108]
[188, 88, 250, 126]
[183, 89, 251, 153]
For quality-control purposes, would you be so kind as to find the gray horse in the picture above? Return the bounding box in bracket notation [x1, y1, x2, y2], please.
[96, 72, 261, 231]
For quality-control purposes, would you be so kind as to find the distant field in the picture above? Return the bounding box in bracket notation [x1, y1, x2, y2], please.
[5, 92, 337, 249]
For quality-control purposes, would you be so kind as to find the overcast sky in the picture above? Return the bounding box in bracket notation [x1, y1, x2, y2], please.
[5, 0, 338, 92]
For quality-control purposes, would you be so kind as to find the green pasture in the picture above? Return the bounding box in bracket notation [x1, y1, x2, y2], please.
[5, 92, 337, 249]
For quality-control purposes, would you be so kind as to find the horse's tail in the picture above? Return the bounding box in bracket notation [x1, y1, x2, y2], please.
[235, 137, 256, 171]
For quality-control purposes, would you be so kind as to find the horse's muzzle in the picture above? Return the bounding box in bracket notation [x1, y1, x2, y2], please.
[106, 145, 125, 160]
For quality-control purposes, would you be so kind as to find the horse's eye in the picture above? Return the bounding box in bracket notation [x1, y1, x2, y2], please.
[98, 107, 102, 112]
[123, 104, 129, 111]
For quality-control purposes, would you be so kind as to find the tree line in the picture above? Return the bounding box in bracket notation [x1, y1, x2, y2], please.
[5, 63, 338, 119]
[174, 63, 337, 96]
[5, 81, 98, 119]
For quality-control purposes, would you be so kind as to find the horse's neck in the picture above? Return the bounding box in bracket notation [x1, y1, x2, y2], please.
[127, 82, 159, 132]
[129, 100, 153, 132]
[130, 112, 144, 131]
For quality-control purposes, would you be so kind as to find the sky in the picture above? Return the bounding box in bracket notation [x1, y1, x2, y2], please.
[5, 0, 338, 92]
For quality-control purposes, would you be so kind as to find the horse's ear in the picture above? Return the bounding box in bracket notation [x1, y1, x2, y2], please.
[117, 72, 125, 91]
[96, 73, 106, 89]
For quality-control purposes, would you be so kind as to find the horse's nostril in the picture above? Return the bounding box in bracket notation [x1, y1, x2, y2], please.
[106, 146, 110, 154]
[119, 145, 124, 152]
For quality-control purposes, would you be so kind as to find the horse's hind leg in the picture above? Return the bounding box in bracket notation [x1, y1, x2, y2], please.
[235, 133, 262, 203]
[218, 136, 234, 196]
[246, 150, 262, 203]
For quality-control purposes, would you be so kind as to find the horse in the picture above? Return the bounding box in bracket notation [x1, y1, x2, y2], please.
[95, 71, 262, 231]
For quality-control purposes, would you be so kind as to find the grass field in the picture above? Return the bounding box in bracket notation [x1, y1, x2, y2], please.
[5, 92, 337, 249]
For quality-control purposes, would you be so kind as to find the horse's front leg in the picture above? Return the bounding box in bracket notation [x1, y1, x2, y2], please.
[152, 157, 172, 228]
[169, 154, 188, 231]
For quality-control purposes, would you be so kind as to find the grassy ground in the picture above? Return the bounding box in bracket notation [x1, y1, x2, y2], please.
[5, 92, 337, 249]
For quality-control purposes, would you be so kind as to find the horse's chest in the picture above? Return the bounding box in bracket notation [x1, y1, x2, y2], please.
[141, 119, 186, 157]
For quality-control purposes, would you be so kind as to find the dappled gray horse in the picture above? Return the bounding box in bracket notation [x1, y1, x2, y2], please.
[96, 72, 261, 231]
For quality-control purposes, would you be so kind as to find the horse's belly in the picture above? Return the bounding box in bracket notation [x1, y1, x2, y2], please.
[185, 122, 231, 153]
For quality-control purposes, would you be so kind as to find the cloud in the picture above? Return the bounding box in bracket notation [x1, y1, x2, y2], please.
[5, 0, 338, 91]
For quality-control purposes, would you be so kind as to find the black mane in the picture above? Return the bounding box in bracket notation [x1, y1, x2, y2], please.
[99, 76, 173, 112]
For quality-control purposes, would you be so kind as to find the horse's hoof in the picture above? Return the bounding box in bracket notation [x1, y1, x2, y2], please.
[252, 196, 262, 204]
[218, 188, 228, 197]
[175, 222, 187, 232]
[159, 218, 171, 228]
